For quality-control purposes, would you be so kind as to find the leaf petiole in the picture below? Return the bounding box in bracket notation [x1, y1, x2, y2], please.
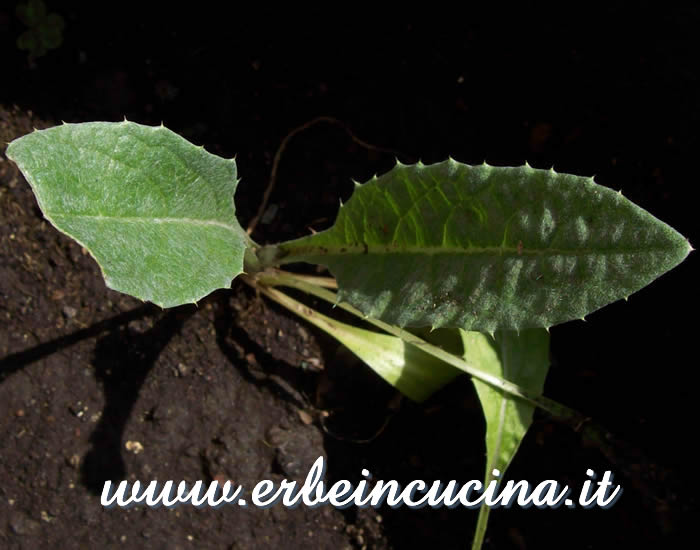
[248, 269, 582, 422]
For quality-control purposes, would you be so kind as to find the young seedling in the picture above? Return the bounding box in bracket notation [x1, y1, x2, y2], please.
[6, 121, 691, 549]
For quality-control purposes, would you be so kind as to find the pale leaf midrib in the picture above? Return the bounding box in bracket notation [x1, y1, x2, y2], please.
[285, 242, 673, 259]
[488, 336, 510, 482]
[48, 212, 239, 233]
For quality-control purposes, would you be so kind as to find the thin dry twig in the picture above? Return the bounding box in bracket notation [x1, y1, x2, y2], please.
[246, 116, 399, 236]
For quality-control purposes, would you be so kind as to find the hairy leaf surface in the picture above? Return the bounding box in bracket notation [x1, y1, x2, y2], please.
[7, 121, 248, 307]
[275, 160, 690, 331]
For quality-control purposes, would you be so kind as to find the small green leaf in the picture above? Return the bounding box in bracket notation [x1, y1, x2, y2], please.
[16, 31, 39, 53]
[16, 0, 47, 26]
[318, 320, 461, 403]
[256, 283, 460, 402]
[415, 327, 549, 474]
[463, 329, 549, 476]
[274, 160, 691, 331]
[462, 328, 550, 549]
[7, 121, 249, 307]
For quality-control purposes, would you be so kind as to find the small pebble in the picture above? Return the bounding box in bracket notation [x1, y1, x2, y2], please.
[125, 441, 144, 454]
[62, 305, 77, 319]
[297, 410, 313, 425]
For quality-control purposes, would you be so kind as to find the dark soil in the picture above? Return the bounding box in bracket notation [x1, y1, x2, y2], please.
[1, 6, 698, 549]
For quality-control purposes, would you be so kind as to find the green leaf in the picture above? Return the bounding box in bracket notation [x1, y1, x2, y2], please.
[39, 14, 65, 50]
[414, 326, 549, 475]
[16, 0, 47, 26]
[463, 329, 549, 476]
[314, 319, 461, 403]
[16, 31, 39, 53]
[461, 328, 550, 549]
[255, 283, 461, 402]
[7, 121, 248, 307]
[272, 160, 691, 331]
